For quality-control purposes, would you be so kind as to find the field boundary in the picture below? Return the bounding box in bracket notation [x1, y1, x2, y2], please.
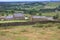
[0, 21, 60, 26]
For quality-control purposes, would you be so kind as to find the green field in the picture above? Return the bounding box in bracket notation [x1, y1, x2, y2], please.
[0, 23, 60, 40]
[42, 12, 57, 16]
[0, 20, 28, 23]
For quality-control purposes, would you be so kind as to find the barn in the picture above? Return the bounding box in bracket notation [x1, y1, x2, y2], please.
[13, 13, 25, 20]
[30, 16, 54, 22]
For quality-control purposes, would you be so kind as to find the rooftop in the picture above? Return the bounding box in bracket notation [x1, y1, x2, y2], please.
[32, 16, 54, 20]
[13, 13, 25, 17]
[32, 16, 47, 18]
[5, 15, 13, 19]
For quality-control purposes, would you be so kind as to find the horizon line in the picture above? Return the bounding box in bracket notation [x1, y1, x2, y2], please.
[0, 1, 60, 2]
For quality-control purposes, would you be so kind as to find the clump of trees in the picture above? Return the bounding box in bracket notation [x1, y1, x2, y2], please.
[53, 14, 59, 19]
[33, 23, 53, 28]
[53, 10, 59, 19]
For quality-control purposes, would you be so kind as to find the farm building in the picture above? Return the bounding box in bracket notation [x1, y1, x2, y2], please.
[0, 16, 5, 21]
[5, 15, 14, 20]
[30, 16, 54, 22]
[13, 13, 25, 20]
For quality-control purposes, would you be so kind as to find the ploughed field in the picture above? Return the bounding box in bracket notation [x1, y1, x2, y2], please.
[0, 23, 60, 40]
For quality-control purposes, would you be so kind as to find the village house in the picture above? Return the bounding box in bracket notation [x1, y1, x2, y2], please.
[30, 15, 54, 22]
[13, 13, 25, 20]
[0, 13, 25, 21]
[5, 15, 14, 20]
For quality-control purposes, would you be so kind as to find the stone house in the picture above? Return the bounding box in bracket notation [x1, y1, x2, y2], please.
[5, 15, 14, 20]
[13, 13, 25, 20]
[30, 16, 54, 22]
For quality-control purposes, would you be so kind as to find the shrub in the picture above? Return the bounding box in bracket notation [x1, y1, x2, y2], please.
[33, 23, 44, 28]
[53, 14, 59, 19]
[57, 25, 60, 29]
[58, 26, 60, 29]
[21, 29, 28, 32]
[33, 23, 54, 28]
[44, 23, 53, 28]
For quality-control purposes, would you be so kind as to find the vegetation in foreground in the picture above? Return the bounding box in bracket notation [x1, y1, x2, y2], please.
[0, 23, 60, 40]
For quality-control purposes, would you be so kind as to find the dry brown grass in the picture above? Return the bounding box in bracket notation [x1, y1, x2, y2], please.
[0, 24, 60, 40]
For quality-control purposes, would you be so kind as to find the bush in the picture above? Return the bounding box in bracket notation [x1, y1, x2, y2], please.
[58, 26, 60, 29]
[33, 23, 54, 28]
[57, 25, 60, 29]
[33, 23, 44, 28]
[53, 14, 59, 19]
[21, 29, 28, 32]
[44, 23, 53, 28]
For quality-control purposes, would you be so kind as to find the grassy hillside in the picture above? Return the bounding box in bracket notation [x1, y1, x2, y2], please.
[0, 23, 60, 40]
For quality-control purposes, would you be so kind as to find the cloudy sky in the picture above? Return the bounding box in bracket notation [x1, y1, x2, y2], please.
[0, 0, 60, 2]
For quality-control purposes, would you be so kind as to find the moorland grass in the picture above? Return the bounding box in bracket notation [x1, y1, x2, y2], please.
[0, 23, 60, 40]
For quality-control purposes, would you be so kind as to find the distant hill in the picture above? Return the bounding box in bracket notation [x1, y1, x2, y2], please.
[0, 2, 60, 10]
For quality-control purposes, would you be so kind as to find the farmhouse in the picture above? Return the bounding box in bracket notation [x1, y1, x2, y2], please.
[30, 16, 54, 22]
[13, 13, 25, 20]
[5, 15, 14, 20]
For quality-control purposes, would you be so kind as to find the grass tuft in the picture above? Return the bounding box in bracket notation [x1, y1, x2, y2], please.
[0, 31, 7, 36]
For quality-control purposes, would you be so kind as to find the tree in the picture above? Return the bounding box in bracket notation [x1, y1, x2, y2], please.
[53, 13, 59, 19]
[1, 13, 4, 16]
[29, 10, 36, 15]
[11, 10, 15, 13]
[53, 10, 59, 19]
[39, 13, 42, 16]
[6, 13, 9, 16]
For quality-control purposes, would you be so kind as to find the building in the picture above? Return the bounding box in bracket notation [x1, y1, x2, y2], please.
[30, 16, 54, 22]
[13, 13, 25, 20]
[5, 15, 14, 20]
[0, 16, 5, 21]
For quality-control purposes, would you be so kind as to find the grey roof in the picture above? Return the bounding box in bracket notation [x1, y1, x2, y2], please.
[5, 15, 13, 19]
[32, 16, 54, 20]
[32, 16, 47, 18]
[13, 13, 24, 17]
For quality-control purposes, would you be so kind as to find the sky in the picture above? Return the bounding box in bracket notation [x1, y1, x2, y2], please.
[0, 0, 60, 2]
